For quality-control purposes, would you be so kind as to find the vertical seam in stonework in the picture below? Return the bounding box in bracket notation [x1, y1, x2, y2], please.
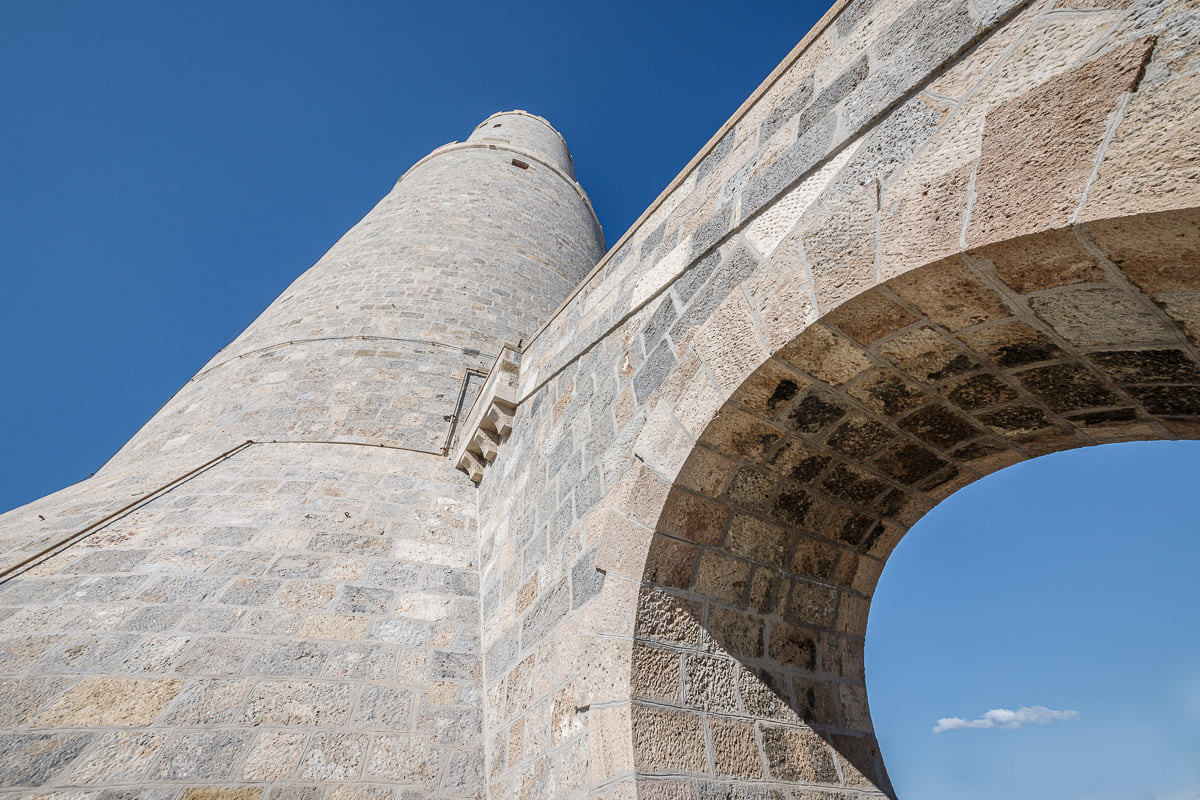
[738, 284, 778, 357]
[960, 157, 983, 251]
[1071, 89, 1134, 224]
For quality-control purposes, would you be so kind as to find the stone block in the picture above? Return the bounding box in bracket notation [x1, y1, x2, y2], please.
[631, 704, 707, 774]
[36, 677, 184, 727]
[968, 37, 1156, 245]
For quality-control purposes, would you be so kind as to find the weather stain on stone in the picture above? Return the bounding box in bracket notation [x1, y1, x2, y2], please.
[897, 405, 983, 450]
[944, 374, 1018, 411]
[1017, 364, 1120, 412]
[1092, 349, 1200, 383]
[767, 379, 801, 412]
[1127, 385, 1200, 416]
[872, 441, 947, 483]
[821, 464, 888, 505]
[786, 393, 847, 434]
[978, 405, 1051, 435]
[825, 418, 895, 459]
[772, 489, 816, 529]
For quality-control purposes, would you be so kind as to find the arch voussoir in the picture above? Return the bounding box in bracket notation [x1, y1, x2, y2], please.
[627, 207, 1200, 798]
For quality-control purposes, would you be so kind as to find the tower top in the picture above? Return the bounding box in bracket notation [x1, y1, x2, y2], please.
[467, 110, 576, 178]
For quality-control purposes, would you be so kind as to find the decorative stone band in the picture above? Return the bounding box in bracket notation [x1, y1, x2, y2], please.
[453, 345, 521, 482]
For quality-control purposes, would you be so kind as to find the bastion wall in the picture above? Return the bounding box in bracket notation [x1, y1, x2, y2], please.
[472, 0, 1199, 796]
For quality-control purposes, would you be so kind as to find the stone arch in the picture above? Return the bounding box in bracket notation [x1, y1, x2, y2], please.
[619, 207, 1200, 797]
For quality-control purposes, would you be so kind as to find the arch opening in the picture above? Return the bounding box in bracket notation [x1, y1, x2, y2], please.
[627, 210, 1200, 797]
[865, 439, 1200, 800]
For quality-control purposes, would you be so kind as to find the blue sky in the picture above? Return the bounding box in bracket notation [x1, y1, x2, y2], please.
[1, 2, 1196, 798]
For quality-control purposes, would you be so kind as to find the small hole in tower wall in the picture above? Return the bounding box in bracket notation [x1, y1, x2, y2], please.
[493, 123, 502, 127]
[511, 159, 529, 170]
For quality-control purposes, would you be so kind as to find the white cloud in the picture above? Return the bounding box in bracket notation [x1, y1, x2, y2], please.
[932, 706, 1080, 733]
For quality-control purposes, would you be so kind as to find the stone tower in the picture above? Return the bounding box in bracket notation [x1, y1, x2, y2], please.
[0, 111, 604, 798]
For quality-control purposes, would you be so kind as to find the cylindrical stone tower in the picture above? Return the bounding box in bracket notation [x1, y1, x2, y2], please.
[0, 111, 603, 799]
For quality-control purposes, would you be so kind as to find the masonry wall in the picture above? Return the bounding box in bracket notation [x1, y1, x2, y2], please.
[0, 112, 604, 799]
[472, 0, 1199, 795]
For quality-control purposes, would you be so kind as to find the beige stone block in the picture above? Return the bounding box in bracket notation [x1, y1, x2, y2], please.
[831, 733, 890, 790]
[729, 358, 811, 418]
[275, 581, 337, 609]
[671, 369, 726, 442]
[694, 552, 752, 604]
[657, 490, 728, 546]
[181, 791, 262, 800]
[631, 704, 707, 774]
[635, 588, 704, 647]
[880, 327, 976, 384]
[958, 320, 1062, 367]
[838, 683, 873, 732]
[972, 226, 1106, 292]
[692, 291, 771, 393]
[1082, 71, 1200, 221]
[699, 406, 785, 463]
[299, 613, 369, 640]
[366, 734, 442, 786]
[611, 462, 673, 530]
[837, 594, 871, 635]
[880, 164, 974, 280]
[587, 702, 636, 786]
[928, 0, 1053, 100]
[710, 716, 763, 778]
[674, 445, 735, 498]
[577, 574, 639, 638]
[968, 38, 1156, 245]
[891, 256, 1014, 331]
[643, 536, 697, 590]
[427, 681, 459, 706]
[36, 677, 184, 727]
[778, 322, 872, 386]
[803, 184, 879, 313]
[847, 368, 929, 416]
[1084, 208, 1200, 294]
[631, 644, 682, 703]
[635, 780, 693, 800]
[594, 507, 654, 580]
[68, 731, 167, 783]
[760, 723, 838, 782]
[825, 288, 919, 346]
[1030, 285, 1174, 347]
[1157, 292, 1200, 345]
[614, 385, 636, 431]
[725, 514, 790, 567]
[241, 731, 306, 781]
[551, 686, 583, 746]
[578, 635, 634, 706]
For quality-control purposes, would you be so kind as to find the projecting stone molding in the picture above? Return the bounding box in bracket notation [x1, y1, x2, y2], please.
[454, 345, 521, 481]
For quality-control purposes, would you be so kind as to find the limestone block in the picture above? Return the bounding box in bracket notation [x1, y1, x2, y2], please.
[36, 677, 184, 727]
[968, 37, 1156, 245]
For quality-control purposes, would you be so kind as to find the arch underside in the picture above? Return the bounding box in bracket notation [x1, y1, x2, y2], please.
[630, 210, 1200, 797]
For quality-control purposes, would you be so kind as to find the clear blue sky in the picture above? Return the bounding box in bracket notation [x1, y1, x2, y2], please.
[1, 3, 1196, 798]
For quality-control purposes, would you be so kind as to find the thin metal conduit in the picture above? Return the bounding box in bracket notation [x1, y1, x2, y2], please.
[0, 437, 452, 585]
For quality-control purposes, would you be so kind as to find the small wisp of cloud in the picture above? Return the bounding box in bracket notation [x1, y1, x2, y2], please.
[933, 705, 1080, 733]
